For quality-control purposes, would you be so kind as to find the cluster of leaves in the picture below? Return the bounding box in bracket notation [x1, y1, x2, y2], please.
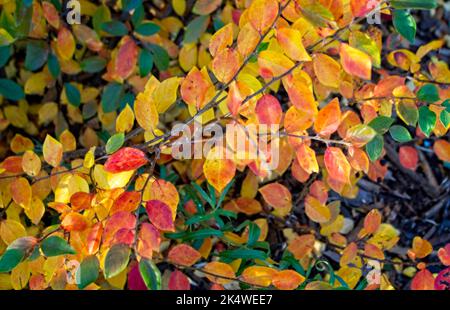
[0, 0, 449, 290]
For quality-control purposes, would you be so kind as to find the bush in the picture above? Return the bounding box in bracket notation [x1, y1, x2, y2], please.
[0, 0, 449, 290]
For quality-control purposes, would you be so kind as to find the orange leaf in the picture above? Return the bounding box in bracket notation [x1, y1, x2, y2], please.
[272, 270, 305, 290]
[340, 43, 372, 80]
[241, 266, 278, 287]
[296, 143, 319, 174]
[137, 223, 161, 259]
[284, 106, 315, 133]
[10, 177, 32, 208]
[203, 148, 236, 193]
[340, 242, 358, 267]
[255, 94, 282, 126]
[409, 236, 433, 259]
[305, 195, 331, 223]
[211, 48, 240, 83]
[146, 200, 175, 232]
[411, 269, 435, 290]
[42, 1, 60, 29]
[364, 243, 385, 260]
[285, 78, 317, 113]
[287, 234, 315, 260]
[324, 147, 351, 184]
[259, 182, 292, 216]
[433, 140, 450, 162]
[351, 0, 379, 17]
[313, 53, 341, 88]
[110, 191, 141, 215]
[203, 262, 235, 285]
[181, 67, 213, 109]
[104, 147, 148, 173]
[233, 198, 262, 215]
[399, 146, 419, 171]
[86, 222, 103, 255]
[209, 23, 233, 57]
[61, 212, 88, 231]
[168, 244, 201, 267]
[314, 98, 341, 136]
[103, 211, 136, 247]
[364, 209, 381, 234]
[70, 192, 93, 212]
[248, 0, 278, 34]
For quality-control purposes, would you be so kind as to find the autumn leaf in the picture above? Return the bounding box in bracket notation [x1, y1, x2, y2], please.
[314, 98, 342, 136]
[259, 183, 292, 216]
[324, 147, 351, 184]
[168, 244, 201, 267]
[248, 0, 279, 34]
[340, 43, 372, 80]
[203, 148, 236, 193]
[146, 200, 175, 232]
[203, 262, 235, 285]
[272, 270, 305, 290]
[43, 135, 63, 168]
[104, 147, 148, 173]
[255, 94, 283, 126]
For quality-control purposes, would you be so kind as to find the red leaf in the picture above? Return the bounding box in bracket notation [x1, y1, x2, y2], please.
[399, 146, 418, 171]
[168, 270, 191, 290]
[146, 200, 175, 232]
[411, 269, 435, 290]
[435, 267, 450, 290]
[168, 244, 201, 266]
[255, 94, 282, 126]
[127, 263, 147, 290]
[104, 147, 148, 173]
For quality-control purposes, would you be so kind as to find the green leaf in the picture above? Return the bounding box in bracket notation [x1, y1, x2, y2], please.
[390, 0, 437, 10]
[93, 5, 111, 34]
[25, 40, 48, 71]
[106, 133, 125, 154]
[397, 100, 418, 126]
[101, 82, 123, 113]
[139, 259, 161, 290]
[369, 116, 395, 134]
[246, 222, 261, 247]
[123, 0, 142, 12]
[135, 22, 160, 36]
[183, 15, 209, 44]
[131, 4, 145, 27]
[76, 255, 100, 289]
[417, 84, 440, 103]
[0, 237, 36, 272]
[389, 125, 412, 142]
[41, 236, 76, 257]
[47, 53, 60, 78]
[165, 228, 223, 241]
[101, 20, 128, 36]
[148, 44, 169, 71]
[418, 106, 436, 137]
[365, 134, 384, 162]
[138, 48, 153, 76]
[0, 78, 25, 101]
[0, 45, 11, 68]
[440, 110, 449, 128]
[104, 243, 131, 279]
[81, 56, 107, 73]
[393, 10, 416, 44]
[219, 248, 268, 261]
[64, 83, 81, 107]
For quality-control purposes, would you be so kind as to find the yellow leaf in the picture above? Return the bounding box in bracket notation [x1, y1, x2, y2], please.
[152, 77, 181, 113]
[276, 28, 311, 62]
[43, 135, 63, 167]
[116, 104, 135, 133]
[134, 92, 159, 132]
[203, 147, 236, 193]
[11, 262, 30, 290]
[25, 196, 45, 225]
[83, 146, 96, 169]
[313, 53, 341, 88]
[22, 150, 41, 177]
[54, 174, 89, 203]
[24, 72, 48, 95]
[59, 130, 76, 152]
[0, 219, 26, 245]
